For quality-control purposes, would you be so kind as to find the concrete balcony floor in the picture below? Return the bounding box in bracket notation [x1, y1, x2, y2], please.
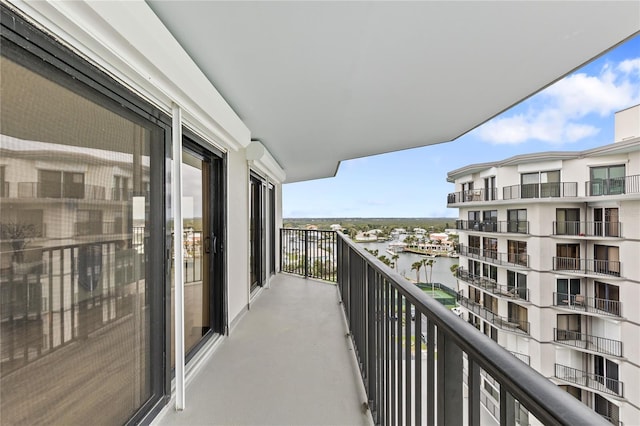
[154, 273, 373, 425]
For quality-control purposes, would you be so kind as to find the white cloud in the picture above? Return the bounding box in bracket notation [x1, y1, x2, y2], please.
[477, 57, 640, 145]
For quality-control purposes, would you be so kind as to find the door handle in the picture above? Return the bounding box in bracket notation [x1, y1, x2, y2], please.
[204, 236, 211, 254]
[212, 235, 217, 254]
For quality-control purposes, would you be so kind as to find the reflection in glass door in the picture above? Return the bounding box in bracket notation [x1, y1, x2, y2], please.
[182, 149, 210, 355]
[171, 143, 224, 367]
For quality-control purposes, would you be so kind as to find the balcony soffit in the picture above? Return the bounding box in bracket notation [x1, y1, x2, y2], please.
[145, 1, 640, 183]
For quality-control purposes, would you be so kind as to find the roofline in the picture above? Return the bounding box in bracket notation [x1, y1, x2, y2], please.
[446, 137, 640, 183]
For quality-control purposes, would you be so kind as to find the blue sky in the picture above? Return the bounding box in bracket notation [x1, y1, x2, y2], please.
[283, 34, 640, 218]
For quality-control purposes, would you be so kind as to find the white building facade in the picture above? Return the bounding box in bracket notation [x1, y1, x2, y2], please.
[448, 106, 640, 425]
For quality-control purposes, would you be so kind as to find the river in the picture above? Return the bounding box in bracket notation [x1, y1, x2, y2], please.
[357, 240, 460, 290]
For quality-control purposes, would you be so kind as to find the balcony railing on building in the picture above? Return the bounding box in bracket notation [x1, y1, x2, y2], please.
[502, 182, 578, 200]
[456, 268, 529, 302]
[585, 174, 640, 196]
[553, 221, 622, 238]
[510, 351, 531, 365]
[281, 228, 605, 425]
[446, 188, 497, 204]
[555, 364, 623, 398]
[16, 182, 106, 200]
[459, 296, 530, 335]
[553, 292, 622, 318]
[456, 220, 529, 234]
[553, 256, 621, 277]
[554, 328, 622, 357]
[280, 229, 337, 282]
[459, 244, 529, 268]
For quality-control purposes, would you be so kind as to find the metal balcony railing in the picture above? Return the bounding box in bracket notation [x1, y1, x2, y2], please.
[586, 174, 640, 196]
[456, 220, 529, 234]
[554, 328, 622, 357]
[456, 268, 529, 302]
[459, 244, 529, 268]
[458, 296, 530, 335]
[555, 364, 623, 398]
[331, 231, 606, 425]
[446, 188, 497, 204]
[502, 182, 578, 200]
[510, 351, 531, 365]
[553, 292, 622, 318]
[553, 221, 622, 238]
[280, 229, 337, 282]
[553, 257, 621, 277]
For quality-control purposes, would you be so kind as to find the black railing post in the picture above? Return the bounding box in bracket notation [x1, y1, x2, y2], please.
[304, 229, 309, 278]
[437, 329, 463, 426]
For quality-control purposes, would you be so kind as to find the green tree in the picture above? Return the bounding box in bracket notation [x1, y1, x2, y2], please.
[423, 258, 436, 284]
[411, 261, 422, 283]
[392, 254, 399, 272]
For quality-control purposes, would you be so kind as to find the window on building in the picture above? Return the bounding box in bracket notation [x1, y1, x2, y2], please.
[468, 259, 481, 277]
[76, 210, 103, 236]
[595, 281, 620, 316]
[521, 170, 560, 198]
[482, 210, 497, 231]
[38, 170, 85, 199]
[508, 302, 528, 333]
[484, 294, 497, 313]
[556, 278, 581, 306]
[594, 393, 620, 424]
[483, 263, 497, 282]
[484, 176, 496, 201]
[507, 209, 527, 233]
[482, 237, 497, 259]
[468, 210, 480, 230]
[594, 244, 620, 276]
[555, 243, 580, 270]
[463, 181, 475, 201]
[594, 207, 619, 237]
[507, 240, 527, 266]
[0, 166, 6, 197]
[113, 175, 129, 201]
[507, 270, 527, 300]
[555, 208, 580, 235]
[594, 356, 620, 395]
[556, 314, 581, 341]
[589, 165, 625, 196]
[468, 235, 480, 256]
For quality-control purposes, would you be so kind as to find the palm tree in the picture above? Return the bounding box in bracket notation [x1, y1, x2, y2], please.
[411, 261, 422, 283]
[423, 258, 436, 295]
[392, 254, 399, 272]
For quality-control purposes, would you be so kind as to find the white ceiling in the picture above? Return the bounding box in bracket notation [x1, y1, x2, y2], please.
[147, 1, 640, 183]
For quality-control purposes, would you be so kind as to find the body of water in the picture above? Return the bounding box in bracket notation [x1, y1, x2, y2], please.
[357, 240, 459, 291]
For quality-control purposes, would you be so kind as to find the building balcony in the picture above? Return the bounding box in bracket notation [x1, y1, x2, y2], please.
[16, 182, 106, 200]
[459, 244, 529, 268]
[552, 257, 621, 278]
[555, 364, 624, 398]
[503, 182, 578, 200]
[552, 292, 622, 318]
[554, 328, 623, 357]
[446, 188, 497, 205]
[456, 220, 529, 234]
[585, 174, 640, 196]
[459, 295, 530, 335]
[456, 268, 529, 302]
[553, 221, 622, 238]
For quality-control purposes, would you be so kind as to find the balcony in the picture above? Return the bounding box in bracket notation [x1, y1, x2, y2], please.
[502, 182, 577, 200]
[456, 268, 529, 302]
[555, 364, 624, 398]
[446, 188, 497, 205]
[274, 229, 603, 425]
[553, 221, 622, 238]
[553, 292, 622, 318]
[554, 328, 622, 357]
[456, 220, 529, 234]
[459, 296, 530, 335]
[585, 174, 640, 196]
[459, 244, 529, 268]
[16, 182, 106, 200]
[553, 257, 621, 277]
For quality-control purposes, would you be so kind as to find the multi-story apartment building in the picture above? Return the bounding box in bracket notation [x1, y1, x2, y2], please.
[448, 105, 640, 425]
[1, 1, 637, 424]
